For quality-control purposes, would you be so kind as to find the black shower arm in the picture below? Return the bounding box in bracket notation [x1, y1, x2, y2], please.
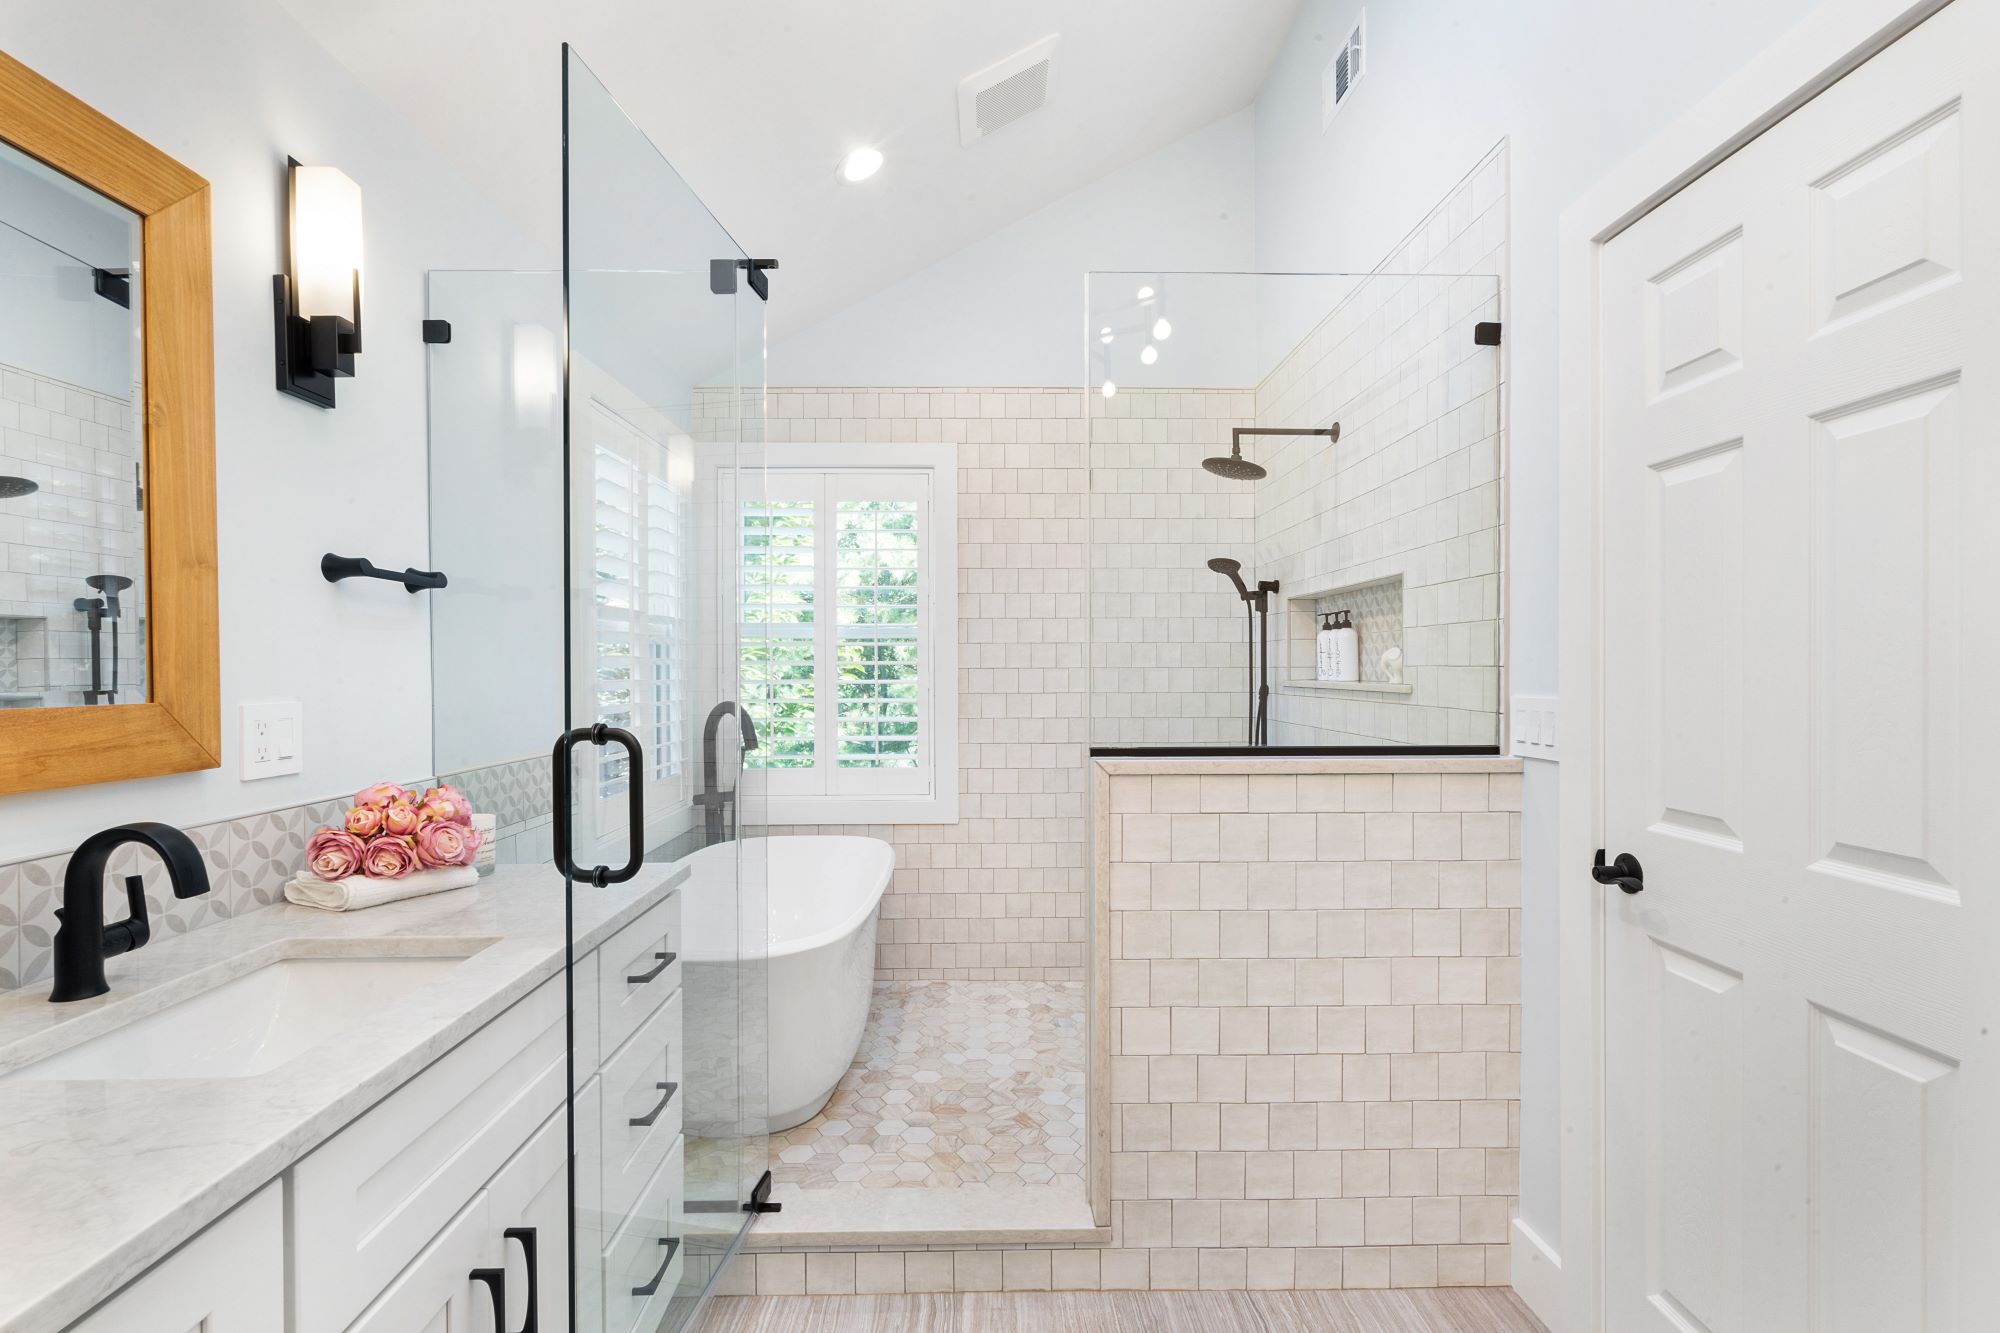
[1232, 424, 1340, 447]
[321, 552, 448, 593]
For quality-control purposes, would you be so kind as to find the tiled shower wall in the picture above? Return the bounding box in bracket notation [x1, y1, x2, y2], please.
[703, 386, 1254, 983]
[0, 362, 146, 708]
[1258, 145, 1508, 748]
[0, 756, 548, 992]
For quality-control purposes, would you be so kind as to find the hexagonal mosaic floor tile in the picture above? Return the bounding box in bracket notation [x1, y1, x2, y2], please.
[771, 981, 1085, 1190]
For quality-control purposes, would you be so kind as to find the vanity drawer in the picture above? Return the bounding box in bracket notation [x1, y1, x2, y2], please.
[599, 1136, 686, 1333]
[595, 891, 681, 1057]
[600, 987, 685, 1223]
[292, 973, 566, 1333]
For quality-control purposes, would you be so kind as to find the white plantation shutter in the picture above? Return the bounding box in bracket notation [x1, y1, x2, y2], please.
[590, 404, 689, 823]
[741, 467, 935, 802]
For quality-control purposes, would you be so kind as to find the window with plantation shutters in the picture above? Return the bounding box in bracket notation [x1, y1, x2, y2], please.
[591, 403, 688, 829]
[736, 456, 956, 821]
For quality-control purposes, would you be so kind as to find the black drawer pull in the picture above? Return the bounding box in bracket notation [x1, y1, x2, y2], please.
[629, 1080, 679, 1128]
[469, 1266, 505, 1330]
[504, 1226, 538, 1333]
[627, 950, 676, 985]
[631, 1235, 680, 1297]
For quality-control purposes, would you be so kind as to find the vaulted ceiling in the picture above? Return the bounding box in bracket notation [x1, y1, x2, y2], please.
[278, 0, 1300, 339]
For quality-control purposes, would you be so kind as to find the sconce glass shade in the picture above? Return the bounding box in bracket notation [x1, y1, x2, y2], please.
[290, 164, 362, 321]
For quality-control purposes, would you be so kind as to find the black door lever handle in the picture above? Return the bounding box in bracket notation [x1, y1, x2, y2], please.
[1593, 849, 1644, 894]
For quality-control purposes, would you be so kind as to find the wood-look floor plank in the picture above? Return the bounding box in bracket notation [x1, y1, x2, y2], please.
[694, 1286, 1548, 1333]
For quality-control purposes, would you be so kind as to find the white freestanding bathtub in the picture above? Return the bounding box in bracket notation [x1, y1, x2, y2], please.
[678, 834, 894, 1132]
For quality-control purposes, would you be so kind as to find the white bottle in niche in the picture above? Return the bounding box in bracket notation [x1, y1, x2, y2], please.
[1329, 610, 1360, 682]
[1316, 612, 1339, 680]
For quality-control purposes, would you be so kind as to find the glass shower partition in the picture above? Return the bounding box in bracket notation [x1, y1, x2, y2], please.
[561, 46, 769, 1333]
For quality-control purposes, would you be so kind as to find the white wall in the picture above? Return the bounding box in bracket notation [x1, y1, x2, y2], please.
[770, 109, 1259, 388]
[1249, 0, 1820, 1253]
[0, 0, 545, 862]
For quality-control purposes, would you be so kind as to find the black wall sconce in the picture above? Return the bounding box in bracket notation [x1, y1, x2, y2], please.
[273, 158, 363, 409]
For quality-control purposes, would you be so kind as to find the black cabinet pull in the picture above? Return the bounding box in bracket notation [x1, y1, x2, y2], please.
[629, 1080, 679, 1128]
[1592, 849, 1645, 894]
[469, 1266, 505, 1331]
[626, 950, 676, 985]
[631, 1235, 680, 1297]
[551, 724, 645, 887]
[504, 1227, 538, 1333]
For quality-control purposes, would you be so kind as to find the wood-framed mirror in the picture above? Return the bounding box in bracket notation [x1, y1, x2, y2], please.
[0, 51, 217, 794]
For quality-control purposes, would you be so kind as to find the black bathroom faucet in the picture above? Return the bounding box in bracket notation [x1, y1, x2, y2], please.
[49, 822, 210, 1003]
[693, 701, 759, 846]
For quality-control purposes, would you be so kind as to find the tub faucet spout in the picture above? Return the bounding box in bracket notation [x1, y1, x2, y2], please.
[695, 701, 759, 845]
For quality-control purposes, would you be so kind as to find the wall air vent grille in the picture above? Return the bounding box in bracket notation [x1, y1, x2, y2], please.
[1322, 12, 1366, 130]
[959, 34, 1060, 147]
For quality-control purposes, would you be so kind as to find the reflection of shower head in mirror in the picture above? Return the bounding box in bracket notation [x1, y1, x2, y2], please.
[86, 573, 133, 617]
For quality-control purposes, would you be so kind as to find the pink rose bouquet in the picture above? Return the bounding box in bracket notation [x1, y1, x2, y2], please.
[305, 828, 366, 880]
[303, 778, 487, 880]
[415, 819, 482, 869]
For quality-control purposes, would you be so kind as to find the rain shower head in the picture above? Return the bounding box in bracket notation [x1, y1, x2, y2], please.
[1207, 556, 1249, 599]
[0, 476, 37, 499]
[1203, 424, 1341, 481]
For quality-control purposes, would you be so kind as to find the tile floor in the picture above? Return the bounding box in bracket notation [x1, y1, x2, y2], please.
[693, 1288, 1548, 1332]
[770, 981, 1086, 1190]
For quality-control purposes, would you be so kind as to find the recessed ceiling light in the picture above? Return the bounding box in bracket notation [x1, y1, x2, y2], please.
[840, 146, 885, 183]
[1136, 285, 1155, 301]
[1140, 344, 1159, 366]
[1152, 317, 1173, 341]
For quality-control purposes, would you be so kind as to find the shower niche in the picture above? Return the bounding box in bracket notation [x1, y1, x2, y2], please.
[1282, 574, 1410, 695]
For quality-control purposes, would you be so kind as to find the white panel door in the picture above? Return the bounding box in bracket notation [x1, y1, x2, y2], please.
[1598, 2, 2000, 1330]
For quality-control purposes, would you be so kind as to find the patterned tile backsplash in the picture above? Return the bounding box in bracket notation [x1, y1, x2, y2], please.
[0, 756, 549, 993]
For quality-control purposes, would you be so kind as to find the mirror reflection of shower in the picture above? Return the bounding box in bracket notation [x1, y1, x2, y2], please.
[73, 573, 133, 705]
[1203, 423, 1339, 481]
[1209, 556, 1278, 746]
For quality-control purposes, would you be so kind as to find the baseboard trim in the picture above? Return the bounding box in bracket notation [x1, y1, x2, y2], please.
[1511, 1217, 1562, 1330]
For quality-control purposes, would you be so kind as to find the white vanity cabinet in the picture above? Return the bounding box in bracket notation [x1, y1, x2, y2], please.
[62, 1184, 283, 1333]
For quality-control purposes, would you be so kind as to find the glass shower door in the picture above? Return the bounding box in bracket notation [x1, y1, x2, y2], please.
[561, 45, 770, 1333]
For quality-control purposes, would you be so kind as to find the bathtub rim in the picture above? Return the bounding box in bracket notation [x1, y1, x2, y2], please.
[674, 833, 895, 964]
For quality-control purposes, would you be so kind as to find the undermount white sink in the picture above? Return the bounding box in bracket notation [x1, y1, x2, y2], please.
[3, 953, 478, 1082]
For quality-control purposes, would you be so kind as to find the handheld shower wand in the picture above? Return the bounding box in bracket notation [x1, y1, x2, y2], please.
[1207, 558, 1278, 745]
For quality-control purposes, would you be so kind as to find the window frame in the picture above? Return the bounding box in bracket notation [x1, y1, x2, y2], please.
[721, 442, 958, 826]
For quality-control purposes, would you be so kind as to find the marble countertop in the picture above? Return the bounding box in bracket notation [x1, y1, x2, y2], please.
[0, 861, 685, 1333]
[1092, 754, 1523, 775]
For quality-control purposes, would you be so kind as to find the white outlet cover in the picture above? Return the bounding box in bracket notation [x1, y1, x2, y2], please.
[240, 701, 304, 780]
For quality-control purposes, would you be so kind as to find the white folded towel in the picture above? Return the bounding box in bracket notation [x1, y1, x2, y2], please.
[284, 865, 480, 912]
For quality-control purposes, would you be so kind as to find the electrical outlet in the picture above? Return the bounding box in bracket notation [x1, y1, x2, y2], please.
[1510, 694, 1559, 762]
[241, 701, 304, 780]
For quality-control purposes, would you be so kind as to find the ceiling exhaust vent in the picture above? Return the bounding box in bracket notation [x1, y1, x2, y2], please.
[1321, 11, 1366, 130]
[959, 34, 1059, 147]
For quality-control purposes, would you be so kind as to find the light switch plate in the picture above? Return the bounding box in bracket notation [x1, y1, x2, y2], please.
[241, 701, 304, 780]
[1510, 694, 1559, 762]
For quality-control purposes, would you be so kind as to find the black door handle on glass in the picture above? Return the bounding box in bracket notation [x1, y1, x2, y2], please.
[630, 1080, 679, 1128]
[1592, 849, 1644, 894]
[504, 1227, 538, 1333]
[631, 1235, 681, 1297]
[627, 950, 676, 984]
[469, 1266, 505, 1331]
[551, 724, 645, 887]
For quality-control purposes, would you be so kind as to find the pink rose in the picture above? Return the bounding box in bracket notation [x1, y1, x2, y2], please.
[415, 820, 477, 868]
[422, 784, 474, 825]
[304, 827, 365, 880]
[354, 782, 411, 809]
[381, 801, 422, 837]
[418, 796, 459, 826]
[361, 836, 418, 879]
[344, 804, 383, 837]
